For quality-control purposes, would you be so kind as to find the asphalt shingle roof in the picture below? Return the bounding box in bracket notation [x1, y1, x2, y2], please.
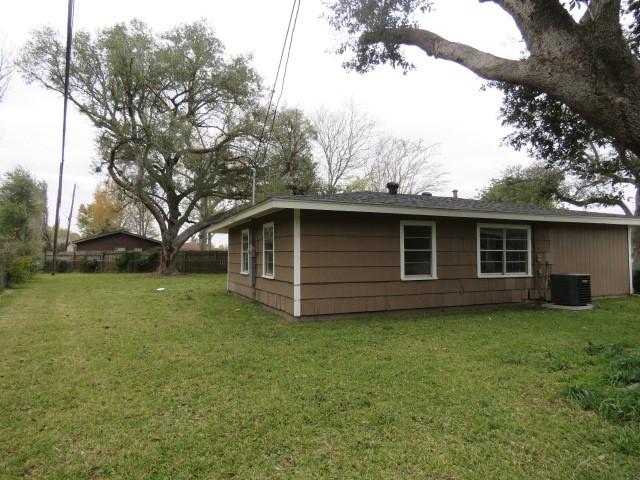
[271, 191, 629, 219]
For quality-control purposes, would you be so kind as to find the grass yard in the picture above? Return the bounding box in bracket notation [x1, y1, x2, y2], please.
[1, 274, 640, 479]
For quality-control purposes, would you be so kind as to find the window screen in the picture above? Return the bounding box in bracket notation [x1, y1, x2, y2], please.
[241, 229, 250, 274]
[479, 226, 530, 276]
[263, 223, 274, 278]
[402, 222, 435, 279]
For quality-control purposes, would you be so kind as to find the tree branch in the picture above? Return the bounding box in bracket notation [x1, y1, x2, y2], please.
[580, 0, 621, 25]
[556, 190, 633, 215]
[175, 211, 227, 246]
[363, 27, 530, 83]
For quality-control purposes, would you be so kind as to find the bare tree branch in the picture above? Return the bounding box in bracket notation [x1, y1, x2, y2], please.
[313, 102, 376, 193]
[364, 137, 446, 194]
[0, 43, 13, 102]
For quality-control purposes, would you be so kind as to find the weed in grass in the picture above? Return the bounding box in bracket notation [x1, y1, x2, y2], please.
[545, 351, 574, 372]
[611, 426, 640, 455]
[499, 352, 528, 365]
[565, 343, 640, 423]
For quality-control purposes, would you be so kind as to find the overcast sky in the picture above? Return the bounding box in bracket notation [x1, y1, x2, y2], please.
[1, 0, 538, 234]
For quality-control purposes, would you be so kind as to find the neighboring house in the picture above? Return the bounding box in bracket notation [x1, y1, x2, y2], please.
[208, 188, 640, 318]
[72, 230, 161, 253]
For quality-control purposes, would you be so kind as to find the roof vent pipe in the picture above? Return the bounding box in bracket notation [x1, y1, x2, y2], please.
[386, 181, 399, 195]
[421, 192, 432, 197]
[452, 189, 458, 199]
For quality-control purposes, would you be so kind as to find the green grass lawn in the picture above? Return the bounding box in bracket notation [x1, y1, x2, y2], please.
[1, 274, 639, 479]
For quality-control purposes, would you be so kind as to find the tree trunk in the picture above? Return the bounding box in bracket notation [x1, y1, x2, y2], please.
[157, 236, 179, 275]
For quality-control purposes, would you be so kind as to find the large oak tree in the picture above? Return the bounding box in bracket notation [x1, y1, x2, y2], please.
[327, 0, 640, 160]
[20, 20, 260, 273]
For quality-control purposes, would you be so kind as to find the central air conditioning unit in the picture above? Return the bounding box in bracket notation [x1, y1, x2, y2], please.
[550, 274, 592, 306]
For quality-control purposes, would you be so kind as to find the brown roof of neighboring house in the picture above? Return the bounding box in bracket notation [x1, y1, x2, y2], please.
[73, 229, 161, 245]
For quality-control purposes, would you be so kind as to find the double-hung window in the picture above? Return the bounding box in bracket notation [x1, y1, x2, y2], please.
[262, 222, 275, 279]
[240, 228, 250, 275]
[477, 224, 531, 277]
[401, 221, 437, 280]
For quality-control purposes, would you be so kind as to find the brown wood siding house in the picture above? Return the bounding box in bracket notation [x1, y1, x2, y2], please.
[211, 192, 637, 318]
[73, 230, 161, 253]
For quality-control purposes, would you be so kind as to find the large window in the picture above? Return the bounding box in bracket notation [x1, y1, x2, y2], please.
[477, 224, 531, 277]
[400, 221, 437, 280]
[262, 222, 275, 279]
[240, 228, 250, 274]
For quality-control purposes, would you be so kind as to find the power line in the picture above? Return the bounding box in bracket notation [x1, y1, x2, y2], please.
[267, 0, 301, 136]
[51, 0, 75, 275]
[251, 0, 300, 170]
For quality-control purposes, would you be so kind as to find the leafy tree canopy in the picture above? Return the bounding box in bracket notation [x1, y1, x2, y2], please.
[479, 163, 564, 208]
[0, 167, 47, 256]
[20, 20, 263, 273]
[76, 183, 125, 236]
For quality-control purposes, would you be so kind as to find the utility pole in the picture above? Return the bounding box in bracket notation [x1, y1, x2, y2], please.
[51, 0, 75, 275]
[64, 183, 76, 250]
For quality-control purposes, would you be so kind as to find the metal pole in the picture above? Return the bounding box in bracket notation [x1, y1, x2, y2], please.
[51, 0, 75, 275]
[64, 183, 76, 250]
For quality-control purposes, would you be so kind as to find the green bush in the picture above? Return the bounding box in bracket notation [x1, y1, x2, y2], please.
[84, 258, 100, 273]
[115, 251, 142, 272]
[136, 250, 159, 272]
[55, 260, 71, 273]
[116, 250, 159, 273]
[7, 256, 33, 285]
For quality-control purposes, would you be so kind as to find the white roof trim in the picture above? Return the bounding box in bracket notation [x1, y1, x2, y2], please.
[208, 198, 640, 233]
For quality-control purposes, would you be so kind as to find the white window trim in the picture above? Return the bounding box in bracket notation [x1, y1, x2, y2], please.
[262, 221, 275, 279]
[477, 223, 532, 278]
[400, 220, 438, 281]
[240, 228, 250, 275]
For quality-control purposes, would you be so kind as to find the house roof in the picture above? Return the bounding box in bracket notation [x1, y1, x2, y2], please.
[208, 191, 640, 233]
[73, 229, 161, 245]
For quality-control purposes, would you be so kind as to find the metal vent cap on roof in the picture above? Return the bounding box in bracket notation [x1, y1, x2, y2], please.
[386, 182, 399, 195]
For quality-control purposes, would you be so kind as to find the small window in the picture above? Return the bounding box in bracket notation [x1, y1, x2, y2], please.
[400, 221, 437, 280]
[262, 222, 275, 279]
[240, 228, 250, 275]
[478, 224, 531, 277]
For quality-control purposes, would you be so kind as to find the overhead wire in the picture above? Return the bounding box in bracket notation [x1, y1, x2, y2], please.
[250, 0, 301, 191]
[266, 0, 301, 141]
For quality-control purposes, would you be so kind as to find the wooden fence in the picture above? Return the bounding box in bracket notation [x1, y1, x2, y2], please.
[0, 254, 6, 292]
[44, 250, 227, 274]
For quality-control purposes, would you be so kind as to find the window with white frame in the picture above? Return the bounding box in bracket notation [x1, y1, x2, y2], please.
[262, 222, 275, 278]
[240, 228, 250, 274]
[401, 221, 437, 280]
[478, 224, 531, 277]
